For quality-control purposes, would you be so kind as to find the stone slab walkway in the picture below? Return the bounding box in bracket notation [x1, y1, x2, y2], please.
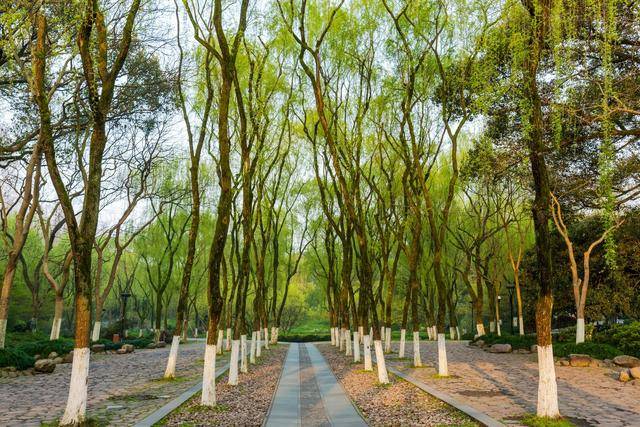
[0, 340, 215, 426]
[265, 342, 365, 427]
[385, 340, 640, 426]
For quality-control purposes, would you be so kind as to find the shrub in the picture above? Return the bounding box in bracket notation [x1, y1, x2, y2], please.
[16, 338, 74, 357]
[593, 322, 640, 358]
[0, 348, 35, 370]
[473, 333, 537, 350]
[279, 333, 331, 342]
[555, 324, 595, 343]
[553, 342, 622, 360]
[6, 331, 50, 347]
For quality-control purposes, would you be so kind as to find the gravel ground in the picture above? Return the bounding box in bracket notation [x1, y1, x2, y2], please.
[317, 343, 478, 426]
[163, 343, 288, 426]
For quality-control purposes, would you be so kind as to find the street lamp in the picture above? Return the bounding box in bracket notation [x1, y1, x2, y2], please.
[120, 291, 132, 339]
[506, 284, 515, 334]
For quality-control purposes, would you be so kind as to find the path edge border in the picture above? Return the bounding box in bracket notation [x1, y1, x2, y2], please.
[262, 342, 294, 427]
[133, 362, 230, 427]
[386, 365, 504, 427]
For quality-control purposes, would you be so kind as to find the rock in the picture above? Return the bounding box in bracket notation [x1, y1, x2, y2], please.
[619, 369, 631, 382]
[613, 355, 640, 368]
[91, 344, 106, 353]
[116, 347, 128, 355]
[34, 354, 41, 361]
[530, 344, 538, 353]
[488, 343, 512, 353]
[514, 348, 530, 354]
[53, 357, 63, 365]
[147, 342, 157, 349]
[569, 354, 593, 367]
[560, 359, 570, 366]
[121, 344, 134, 353]
[34, 359, 56, 374]
[62, 351, 74, 364]
[47, 352, 58, 359]
[630, 366, 640, 379]
[156, 341, 166, 348]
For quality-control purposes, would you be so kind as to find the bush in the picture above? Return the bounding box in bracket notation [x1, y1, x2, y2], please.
[0, 348, 35, 370]
[16, 339, 74, 357]
[473, 333, 537, 350]
[6, 331, 50, 347]
[93, 337, 153, 351]
[553, 342, 622, 360]
[555, 324, 595, 343]
[593, 322, 640, 358]
[279, 333, 331, 342]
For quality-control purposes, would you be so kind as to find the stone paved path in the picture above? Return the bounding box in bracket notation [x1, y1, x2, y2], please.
[266, 343, 365, 427]
[0, 340, 215, 426]
[385, 340, 640, 426]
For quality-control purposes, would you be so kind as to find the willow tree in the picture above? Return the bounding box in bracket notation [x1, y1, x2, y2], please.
[182, 0, 249, 404]
[164, 0, 216, 379]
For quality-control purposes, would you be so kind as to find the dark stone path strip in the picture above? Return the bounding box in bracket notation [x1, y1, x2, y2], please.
[265, 342, 301, 426]
[299, 344, 331, 426]
[306, 343, 366, 427]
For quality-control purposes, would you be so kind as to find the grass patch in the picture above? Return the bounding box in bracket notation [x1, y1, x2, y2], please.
[151, 375, 189, 383]
[187, 403, 230, 414]
[108, 393, 158, 402]
[41, 417, 102, 427]
[521, 414, 575, 427]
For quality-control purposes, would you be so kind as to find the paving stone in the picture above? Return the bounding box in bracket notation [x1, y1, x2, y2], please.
[384, 340, 640, 426]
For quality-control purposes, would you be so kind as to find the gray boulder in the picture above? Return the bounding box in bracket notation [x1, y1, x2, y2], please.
[34, 359, 56, 374]
[568, 354, 593, 367]
[47, 352, 58, 359]
[121, 344, 135, 353]
[613, 355, 640, 368]
[91, 344, 106, 353]
[62, 351, 74, 364]
[488, 343, 512, 353]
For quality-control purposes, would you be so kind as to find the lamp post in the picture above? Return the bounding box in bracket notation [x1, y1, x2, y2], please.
[120, 291, 132, 339]
[506, 284, 515, 334]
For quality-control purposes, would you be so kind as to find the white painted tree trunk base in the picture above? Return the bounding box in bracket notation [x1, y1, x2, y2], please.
[353, 331, 360, 362]
[225, 328, 231, 351]
[399, 329, 406, 358]
[256, 330, 262, 358]
[0, 318, 6, 349]
[519, 317, 524, 336]
[449, 327, 457, 340]
[330, 327, 336, 346]
[240, 335, 248, 373]
[50, 317, 62, 341]
[456, 327, 460, 341]
[363, 335, 372, 371]
[413, 331, 422, 367]
[91, 321, 101, 342]
[380, 326, 386, 346]
[217, 330, 224, 354]
[384, 327, 392, 353]
[345, 330, 352, 356]
[164, 336, 181, 378]
[339, 328, 345, 351]
[374, 340, 389, 384]
[489, 321, 495, 333]
[271, 326, 277, 344]
[576, 318, 585, 344]
[228, 340, 240, 385]
[476, 323, 485, 338]
[536, 344, 560, 418]
[60, 347, 90, 425]
[201, 344, 217, 406]
[250, 331, 257, 364]
[264, 327, 269, 349]
[358, 326, 364, 344]
[437, 333, 448, 376]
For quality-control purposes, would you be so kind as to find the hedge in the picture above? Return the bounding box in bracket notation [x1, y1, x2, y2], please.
[593, 322, 640, 358]
[0, 348, 35, 370]
[279, 333, 331, 342]
[16, 338, 74, 357]
[553, 342, 622, 360]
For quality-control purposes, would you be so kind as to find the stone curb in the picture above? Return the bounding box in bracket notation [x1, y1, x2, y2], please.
[386, 366, 504, 427]
[133, 363, 229, 427]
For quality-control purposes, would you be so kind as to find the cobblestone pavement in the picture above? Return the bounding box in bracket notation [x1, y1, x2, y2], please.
[385, 340, 640, 426]
[0, 340, 217, 426]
